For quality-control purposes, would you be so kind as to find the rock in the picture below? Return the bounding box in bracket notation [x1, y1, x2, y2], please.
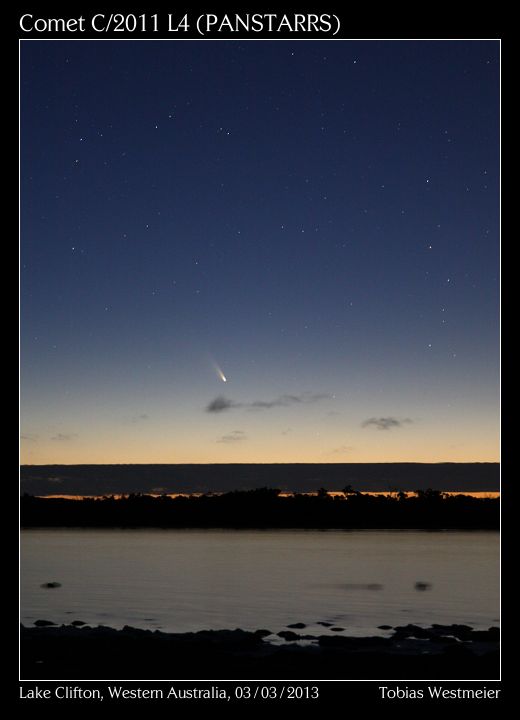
[469, 628, 500, 642]
[393, 624, 432, 639]
[414, 582, 432, 591]
[121, 625, 152, 637]
[330, 627, 345, 632]
[431, 624, 473, 640]
[317, 635, 358, 648]
[287, 623, 306, 629]
[20, 622, 499, 679]
[194, 629, 262, 649]
[378, 625, 392, 630]
[254, 629, 272, 638]
[319, 634, 391, 648]
[434, 635, 458, 644]
[341, 583, 383, 591]
[41, 582, 61, 588]
[34, 620, 56, 626]
[316, 621, 333, 627]
[442, 643, 473, 656]
[71, 620, 86, 626]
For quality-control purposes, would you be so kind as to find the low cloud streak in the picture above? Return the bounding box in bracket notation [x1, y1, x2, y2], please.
[327, 445, 353, 455]
[362, 417, 412, 431]
[217, 430, 246, 444]
[206, 393, 332, 413]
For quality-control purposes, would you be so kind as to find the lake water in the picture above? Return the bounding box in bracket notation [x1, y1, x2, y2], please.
[20, 529, 499, 637]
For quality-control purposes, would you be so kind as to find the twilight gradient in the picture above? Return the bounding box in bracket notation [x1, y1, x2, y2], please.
[21, 40, 499, 464]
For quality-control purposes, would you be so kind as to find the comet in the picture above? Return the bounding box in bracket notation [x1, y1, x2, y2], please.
[211, 360, 227, 383]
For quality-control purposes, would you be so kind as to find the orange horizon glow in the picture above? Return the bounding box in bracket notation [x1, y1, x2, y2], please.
[20, 423, 499, 466]
[20, 449, 500, 465]
[35, 491, 500, 500]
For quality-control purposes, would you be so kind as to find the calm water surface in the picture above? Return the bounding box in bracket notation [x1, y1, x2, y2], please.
[21, 529, 499, 637]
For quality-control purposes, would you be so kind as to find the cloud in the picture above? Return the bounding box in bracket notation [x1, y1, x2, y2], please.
[361, 417, 412, 431]
[206, 396, 241, 413]
[51, 433, 78, 442]
[250, 393, 330, 409]
[327, 445, 353, 455]
[217, 430, 247, 444]
[206, 393, 332, 413]
[121, 413, 150, 426]
[21, 434, 38, 442]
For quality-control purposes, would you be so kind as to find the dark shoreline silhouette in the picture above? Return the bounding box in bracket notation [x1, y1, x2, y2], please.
[20, 462, 499, 497]
[20, 622, 499, 680]
[21, 488, 499, 529]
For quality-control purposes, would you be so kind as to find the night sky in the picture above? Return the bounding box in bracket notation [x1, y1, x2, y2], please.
[21, 40, 499, 464]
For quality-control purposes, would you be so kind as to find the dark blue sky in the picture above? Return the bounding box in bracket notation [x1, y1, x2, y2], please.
[21, 40, 499, 464]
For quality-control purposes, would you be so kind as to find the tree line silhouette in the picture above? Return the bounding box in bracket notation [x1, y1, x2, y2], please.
[20, 488, 498, 529]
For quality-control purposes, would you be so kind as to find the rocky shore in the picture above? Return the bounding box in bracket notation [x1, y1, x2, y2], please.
[21, 622, 499, 679]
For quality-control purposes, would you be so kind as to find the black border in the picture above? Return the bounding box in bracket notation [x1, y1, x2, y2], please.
[16, 6, 506, 708]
